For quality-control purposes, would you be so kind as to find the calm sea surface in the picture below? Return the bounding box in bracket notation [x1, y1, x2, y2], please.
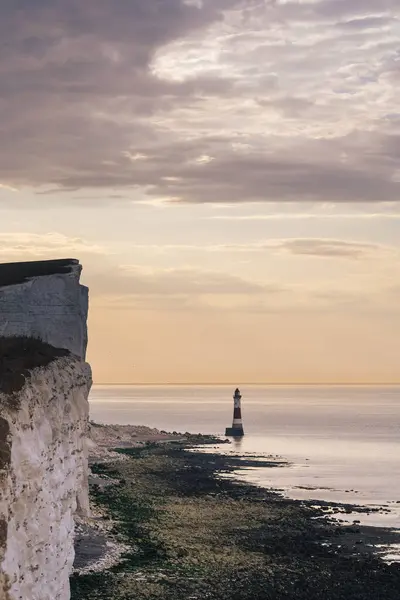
[89, 385, 400, 530]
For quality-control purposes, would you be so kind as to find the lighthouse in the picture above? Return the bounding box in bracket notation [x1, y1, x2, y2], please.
[225, 388, 244, 437]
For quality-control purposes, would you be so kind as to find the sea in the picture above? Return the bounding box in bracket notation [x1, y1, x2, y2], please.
[89, 385, 400, 541]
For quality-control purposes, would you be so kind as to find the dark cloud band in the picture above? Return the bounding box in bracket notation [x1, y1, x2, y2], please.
[1, 0, 399, 204]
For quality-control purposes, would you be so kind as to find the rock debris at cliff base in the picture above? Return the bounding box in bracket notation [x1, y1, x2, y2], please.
[71, 441, 400, 600]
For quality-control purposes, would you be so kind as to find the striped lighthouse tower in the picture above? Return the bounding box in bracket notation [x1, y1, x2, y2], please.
[225, 388, 244, 437]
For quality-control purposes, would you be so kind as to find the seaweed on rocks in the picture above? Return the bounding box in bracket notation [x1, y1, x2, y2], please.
[71, 442, 400, 600]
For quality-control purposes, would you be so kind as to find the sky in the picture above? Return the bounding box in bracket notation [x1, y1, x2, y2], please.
[1, 0, 400, 384]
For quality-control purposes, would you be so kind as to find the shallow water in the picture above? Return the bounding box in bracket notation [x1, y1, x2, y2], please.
[90, 385, 400, 532]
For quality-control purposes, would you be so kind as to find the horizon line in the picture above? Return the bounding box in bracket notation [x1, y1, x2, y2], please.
[93, 382, 400, 386]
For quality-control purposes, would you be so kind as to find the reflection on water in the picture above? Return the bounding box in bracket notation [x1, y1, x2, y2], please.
[229, 437, 244, 451]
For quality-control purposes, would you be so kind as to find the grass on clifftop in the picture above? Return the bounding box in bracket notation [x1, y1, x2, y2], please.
[0, 336, 69, 396]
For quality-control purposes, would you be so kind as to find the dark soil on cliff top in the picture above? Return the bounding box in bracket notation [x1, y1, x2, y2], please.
[0, 258, 77, 288]
[71, 441, 400, 600]
[0, 336, 69, 396]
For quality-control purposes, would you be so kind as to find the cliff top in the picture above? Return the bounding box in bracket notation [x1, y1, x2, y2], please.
[0, 337, 70, 396]
[0, 258, 80, 288]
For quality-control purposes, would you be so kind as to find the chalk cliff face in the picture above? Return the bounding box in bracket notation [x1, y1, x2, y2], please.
[0, 356, 91, 600]
[0, 259, 88, 359]
[0, 258, 91, 600]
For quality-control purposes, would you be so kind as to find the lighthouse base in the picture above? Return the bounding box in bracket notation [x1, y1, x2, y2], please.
[225, 426, 244, 437]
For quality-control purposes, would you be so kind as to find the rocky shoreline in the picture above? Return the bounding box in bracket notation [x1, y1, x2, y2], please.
[71, 429, 400, 599]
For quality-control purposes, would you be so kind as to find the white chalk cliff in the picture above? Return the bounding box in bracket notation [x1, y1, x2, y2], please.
[0, 259, 91, 600]
[0, 259, 88, 359]
[0, 358, 91, 600]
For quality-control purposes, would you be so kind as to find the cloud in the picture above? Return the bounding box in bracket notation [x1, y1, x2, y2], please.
[116, 237, 396, 260]
[90, 264, 280, 297]
[273, 238, 382, 259]
[0, 0, 241, 191]
[89, 265, 400, 313]
[0, 0, 400, 205]
[83, 252, 400, 314]
[0, 183, 18, 192]
[210, 211, 400, 221]
[0, 232, 105, 260]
